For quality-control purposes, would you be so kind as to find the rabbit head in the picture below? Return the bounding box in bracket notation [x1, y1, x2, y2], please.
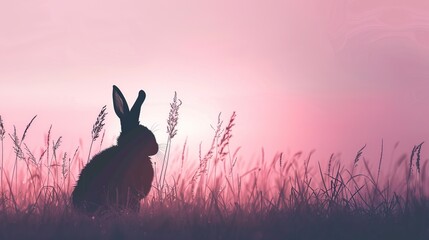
[113, 85, 158, 156]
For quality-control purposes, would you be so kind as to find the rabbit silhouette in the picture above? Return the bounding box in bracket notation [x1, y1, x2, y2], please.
[72, 85, 159, 213]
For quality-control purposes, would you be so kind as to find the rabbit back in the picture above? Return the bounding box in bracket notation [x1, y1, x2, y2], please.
[72, 146, 154, 212]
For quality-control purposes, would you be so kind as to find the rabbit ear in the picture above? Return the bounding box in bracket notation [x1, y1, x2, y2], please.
[130, 90, 146, 122]
[113, 85, 129, 119]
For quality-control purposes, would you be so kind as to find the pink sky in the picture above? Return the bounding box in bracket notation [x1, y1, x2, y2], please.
[1, 0, 429, 169]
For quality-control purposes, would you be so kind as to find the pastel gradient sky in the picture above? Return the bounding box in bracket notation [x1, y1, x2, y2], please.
[1, 0, 429, 165]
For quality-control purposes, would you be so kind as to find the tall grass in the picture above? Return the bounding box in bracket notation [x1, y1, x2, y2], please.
[158, 91, 182, 194]
[0, 100, 428, 239]
[87, 105, 107, 163]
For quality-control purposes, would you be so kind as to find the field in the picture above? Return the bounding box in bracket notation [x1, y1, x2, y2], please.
[0, 105, 428, 240]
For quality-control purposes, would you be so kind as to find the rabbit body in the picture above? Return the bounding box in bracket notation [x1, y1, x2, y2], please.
[72, 140, 154, 212]
[72, 86, 158, 213]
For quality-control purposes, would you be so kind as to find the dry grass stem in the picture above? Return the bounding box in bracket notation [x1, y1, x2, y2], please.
[166, 91, 182, 139]
[0, 116, 5, 140]
[87, 105, 107, 163]
[0, 115, 5, 191]
[159, 92, 182, 194]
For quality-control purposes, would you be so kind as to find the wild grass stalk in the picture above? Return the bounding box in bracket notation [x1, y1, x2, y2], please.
[87, 105, 107, 163]
[67, 147, 79, 191]
[376, 139, 384, 186]
[190, 112, 223, 196]
[48, 136, 62, 188]
[42, 125, 52, 200]
[352, 144, 366, 175]
[99, 129, 106, 153]
[4, 116, 36, 211]
[406, 142, 424, 206]
[159, 92, 182, 194]
[180, 138, 187, 175]
[208, 113, 223, 188]
[0, 115, 5, 191]
[22, 142, 38, 196]
[9, 128, 24, 193]
[217, 111, 236, 164]
[61, 152, 69, 190]
[215, 112, 236, 194]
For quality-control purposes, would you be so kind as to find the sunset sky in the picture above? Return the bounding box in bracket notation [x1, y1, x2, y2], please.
[1, 0, 429, 168]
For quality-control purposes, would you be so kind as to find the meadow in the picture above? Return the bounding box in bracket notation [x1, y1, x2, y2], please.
[0, 99, 428, 240]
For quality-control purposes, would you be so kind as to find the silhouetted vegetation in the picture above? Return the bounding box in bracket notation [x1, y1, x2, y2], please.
[0, 98, 428, 239]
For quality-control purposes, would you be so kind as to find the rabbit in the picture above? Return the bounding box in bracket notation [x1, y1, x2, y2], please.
[72, 85, 159, 213]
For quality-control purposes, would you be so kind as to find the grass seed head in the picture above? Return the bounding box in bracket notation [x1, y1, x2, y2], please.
[167, 92, 182, 139]
[218, 111, 236, 161]
[21, 115, 37, 142]
[91, 105, 107, 141]
[9, 126, 24, 160]
[0, 115, 5, 140]
[62, 152, 68, 178]
[354, 144, 366, 167]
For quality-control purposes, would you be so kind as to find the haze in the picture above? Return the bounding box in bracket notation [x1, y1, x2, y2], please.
[1, 0, 429, 168]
